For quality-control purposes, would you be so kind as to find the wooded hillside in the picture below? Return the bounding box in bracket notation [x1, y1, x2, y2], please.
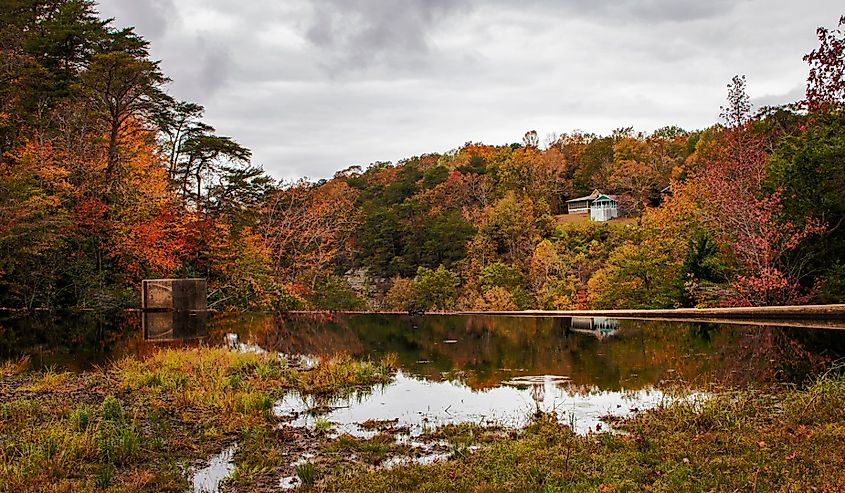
[1, 2, 843, 311]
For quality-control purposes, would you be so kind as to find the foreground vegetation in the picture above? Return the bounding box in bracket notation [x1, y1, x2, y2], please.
[2, 346, 845, 492]
[0, 348, 396, 492]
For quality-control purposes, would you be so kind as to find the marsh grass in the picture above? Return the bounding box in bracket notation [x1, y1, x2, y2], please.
[113, 347, 287, 428]
[4, 345, 845, 491]
[425, 422, 508, 447]
[0, 395, 147, 493]
[18, 367, 72, 392]
[299, 353, 397, 394]
[314, 417, 334, 436]
[296, 462, 317, 487]
[0, 347, 398, 492]
[225, 425, 298, 490]
[321, 433, 405, 465]
[0, 355, 29, 377]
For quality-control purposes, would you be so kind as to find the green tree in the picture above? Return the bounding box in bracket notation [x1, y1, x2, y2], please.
[588, 238, 684, 309]
[414, 265, 459, 311]
[384, 277, 417, 311]
[175, 134, 252, 211]
[478, 261, 530, 308]
[78, 50, 168, 183]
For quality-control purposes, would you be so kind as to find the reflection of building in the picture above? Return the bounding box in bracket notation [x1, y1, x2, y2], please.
[143, 311, 208, 341]
[569, 317, 620, 340]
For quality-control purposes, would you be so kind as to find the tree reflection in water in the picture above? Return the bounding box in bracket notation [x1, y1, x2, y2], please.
[1, 311, 843, 391]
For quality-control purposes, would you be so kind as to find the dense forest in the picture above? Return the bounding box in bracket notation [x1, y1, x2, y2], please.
[1, 2, 844, 312]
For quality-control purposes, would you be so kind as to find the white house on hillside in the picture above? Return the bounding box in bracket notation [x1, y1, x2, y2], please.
[565, 190, 619, 222]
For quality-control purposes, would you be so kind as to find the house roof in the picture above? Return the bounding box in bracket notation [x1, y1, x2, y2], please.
[593, 194, 619, 202]
[565, 189, 601, 203]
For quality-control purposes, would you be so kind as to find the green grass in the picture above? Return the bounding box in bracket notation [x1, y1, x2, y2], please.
[298, 353, 397, 394]
[424, 422, 509, 447]
[0, 347, 398, 492]
[18, 367, 71, 392]
[0, 395, 154, 493]
[321, 433, 406, 465]
[314, 417, 334, 436]
[296, 461, 318, 487]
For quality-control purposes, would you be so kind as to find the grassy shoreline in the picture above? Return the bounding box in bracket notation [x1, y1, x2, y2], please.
[2, 348, 845, 492]
[0, 348, 396, 492]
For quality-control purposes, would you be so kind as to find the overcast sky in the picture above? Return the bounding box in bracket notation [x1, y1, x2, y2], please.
[98, 0, 843, 181]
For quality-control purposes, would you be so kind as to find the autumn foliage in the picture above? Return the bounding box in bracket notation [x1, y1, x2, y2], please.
[1, 3, 843, 311]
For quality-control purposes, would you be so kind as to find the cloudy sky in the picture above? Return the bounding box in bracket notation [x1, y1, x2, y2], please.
[98, 0, 842, 180]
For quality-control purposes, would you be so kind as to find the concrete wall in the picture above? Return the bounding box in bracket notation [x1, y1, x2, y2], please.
[141, 279, 207, 311]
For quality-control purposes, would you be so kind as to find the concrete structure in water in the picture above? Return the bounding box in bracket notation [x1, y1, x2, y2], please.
[141, 279, 208, 341]
[141, 278, 207, 311]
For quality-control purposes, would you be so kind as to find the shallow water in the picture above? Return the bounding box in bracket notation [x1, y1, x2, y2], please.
[191, 445, 236, 493]
[4, 311, 843, 390]
[275, 371, 669, 436]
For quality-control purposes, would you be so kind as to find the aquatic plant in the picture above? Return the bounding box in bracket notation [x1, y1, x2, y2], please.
[314, 417, 334, 436]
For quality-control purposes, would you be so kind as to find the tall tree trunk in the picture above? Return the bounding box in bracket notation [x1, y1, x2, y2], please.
[106, 117, 120, 181]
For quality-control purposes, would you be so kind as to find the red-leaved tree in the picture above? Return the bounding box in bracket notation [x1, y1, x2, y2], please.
[696, 76, 824, 306]
[805, 15, 845, 112]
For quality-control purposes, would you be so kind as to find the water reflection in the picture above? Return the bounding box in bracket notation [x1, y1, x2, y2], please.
[228, 313, 845, 389]
[1, 311, 844, 390]
[275, 372, 669, 436]
[143, 310, 208, 341]
[570, 316, 620, 339]
[191, 445, 236, 493]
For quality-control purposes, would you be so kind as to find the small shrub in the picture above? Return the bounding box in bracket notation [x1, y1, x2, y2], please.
[69, 405, 93, 431]
[100, 395, 124, 423]
[98, 423, 141, 464]
[296, 462, 317, 487]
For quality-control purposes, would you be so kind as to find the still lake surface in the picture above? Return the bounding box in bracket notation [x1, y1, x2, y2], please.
[4, 311, 845, 430]
[4, 312, 845, 490]
[3, 311, 844, 388]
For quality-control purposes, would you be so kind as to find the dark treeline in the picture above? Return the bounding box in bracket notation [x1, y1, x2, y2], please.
[1, 3, 844, 311]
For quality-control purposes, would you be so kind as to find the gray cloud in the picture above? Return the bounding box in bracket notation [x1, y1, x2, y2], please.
[552, 0, 745, 23]
[194, 38, 233, 99]
[752, 85, 806, 109]
[96, 0, 844, 180]
[99, 0, 175, 41]
[304, 0, 472, 73]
